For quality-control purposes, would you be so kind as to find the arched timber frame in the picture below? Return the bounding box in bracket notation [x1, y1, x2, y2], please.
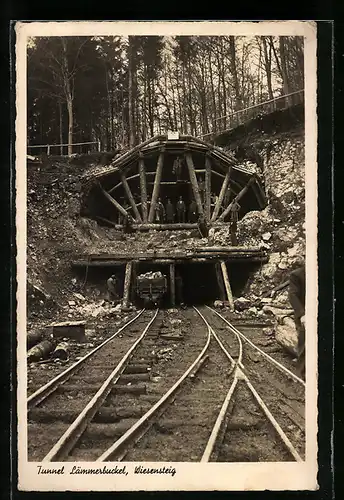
[81, 134, 267, 230]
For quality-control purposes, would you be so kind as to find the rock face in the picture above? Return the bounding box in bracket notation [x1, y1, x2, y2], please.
[212, 130, 305, 297]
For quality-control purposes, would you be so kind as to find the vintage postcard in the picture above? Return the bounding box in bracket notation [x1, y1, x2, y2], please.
[16, 20, 318, 491]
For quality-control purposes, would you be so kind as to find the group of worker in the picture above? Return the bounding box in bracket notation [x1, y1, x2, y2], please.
[154, 196, 203, 224]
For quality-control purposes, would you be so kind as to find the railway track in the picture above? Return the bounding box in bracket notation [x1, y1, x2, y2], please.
[202, 306, 305, 461]
[28, 308, 209, 462]
[90, 307, 304, 463]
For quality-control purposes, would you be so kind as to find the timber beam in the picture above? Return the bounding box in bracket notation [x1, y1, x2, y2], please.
[185, 152, 204, 218]
[218, 176, 256, 221]
[205, 154, 212, 222]
[99, 184, 131, 220]
[220, 260, 235, 311]
[139, 155, 148, 222]
[148, 151, 164, 223]
[122, 261, 133, 308]
[211, 167, 232, 222]
[120, 173, 142, 222]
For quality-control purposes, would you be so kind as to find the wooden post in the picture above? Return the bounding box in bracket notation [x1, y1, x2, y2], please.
[218, 176, 256, 222]
[122, 261, 133, 308]
[169, 263, 176, 307]
[148, 151, 164, 223]
[205, 155, 212, 222]
[215, 262, 226, 301]
[99, 184, 131, 220]
[185, 152, 204, 218]
[131, 262, 137, 303]
[220, 260, 235, 311]
[120, 173, 142, 222]
[211, 168, 231, 222]
[139, 156, 148, 222]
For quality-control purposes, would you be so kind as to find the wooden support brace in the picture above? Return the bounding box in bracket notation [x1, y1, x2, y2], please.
[185, 152, 204, 218]
[218, 176, 256, 221]
[211, 168, 231, 222]
[215, 262, 226, 301]
[169, 263, 176, 307]
[148, 152, 164, 223]
[99, 184, 130, 219]
[205, 155, 212, 222]
[131, 261, 137, 303]
[120, 173, 142, 222]
[122, 261, 133, 308]
[220, 260, 235, 311]
[139, 157, 148, 222]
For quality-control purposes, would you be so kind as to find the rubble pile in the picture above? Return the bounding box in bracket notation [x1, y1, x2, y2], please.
[138, 271, 164, 280]
[213, 134, 305, 298]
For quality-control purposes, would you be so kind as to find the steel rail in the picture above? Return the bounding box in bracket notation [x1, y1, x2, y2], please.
[206, 306, 305, 386]
[194, 307, 243, 369]
[96, 319, 211, 462]
[42, 309, 159, 462]
[201, 376, 239, 462]
[27, 310, 146, 409]
[201, 308, 303, 462]
[244, 376, 303, 462]
[195, 308, 243, 462]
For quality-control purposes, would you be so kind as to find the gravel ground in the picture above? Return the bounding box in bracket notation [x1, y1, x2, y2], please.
[67, 308, 209, 461]
[27, 307, 305, 463]
[27, 311, 155, 461]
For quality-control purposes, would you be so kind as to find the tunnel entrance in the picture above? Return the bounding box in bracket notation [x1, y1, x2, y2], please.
[176, 263, 219, 305]
[73, 256, 263, 308]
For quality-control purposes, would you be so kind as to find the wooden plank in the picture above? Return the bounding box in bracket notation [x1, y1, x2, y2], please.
[215, 262, 226, 301]
[218, 176, 256, 221]
[185, 152, 204, 218]
[148, 152, 164, 223]
[220, 260, 235, 311]
[120, 173, 142, 222]
[211, 167, 231, 222]
[122, 261, 133, 308]
[99, 184, 130, 219]
[205, 155, 212, 222]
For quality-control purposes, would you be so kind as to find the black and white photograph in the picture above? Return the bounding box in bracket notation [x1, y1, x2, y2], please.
[16, 21, 318, 491]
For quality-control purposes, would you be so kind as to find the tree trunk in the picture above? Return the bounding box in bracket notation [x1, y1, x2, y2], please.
[279, 36, 291, 96]
[262, 37, 274, 100]
[208, 44, 217, 132]
[128, 36, 136, 148]
[61, 38, 73, 157]
[229, 36, 241, 112]
[220, 39, 227, 128]
[58, 101, 63, 155]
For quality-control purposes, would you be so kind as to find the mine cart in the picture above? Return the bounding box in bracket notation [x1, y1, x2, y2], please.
[136, 271, 167, 307]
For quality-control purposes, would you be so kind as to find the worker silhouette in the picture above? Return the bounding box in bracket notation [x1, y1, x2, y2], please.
[172, 156, 183, 181]
[198, 213, 209, 238]
[188, 199, 198, 223]
[176, 196, 186, 223]
[229, 201, 240, 245]
[107, 274, 118, 302]
[155, 197, 166, 223]
[123, 212, 134, 233]
[165, 198, 175, 224]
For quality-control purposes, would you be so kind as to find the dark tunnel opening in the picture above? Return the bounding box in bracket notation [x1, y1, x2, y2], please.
[73, 259, 262, 307]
